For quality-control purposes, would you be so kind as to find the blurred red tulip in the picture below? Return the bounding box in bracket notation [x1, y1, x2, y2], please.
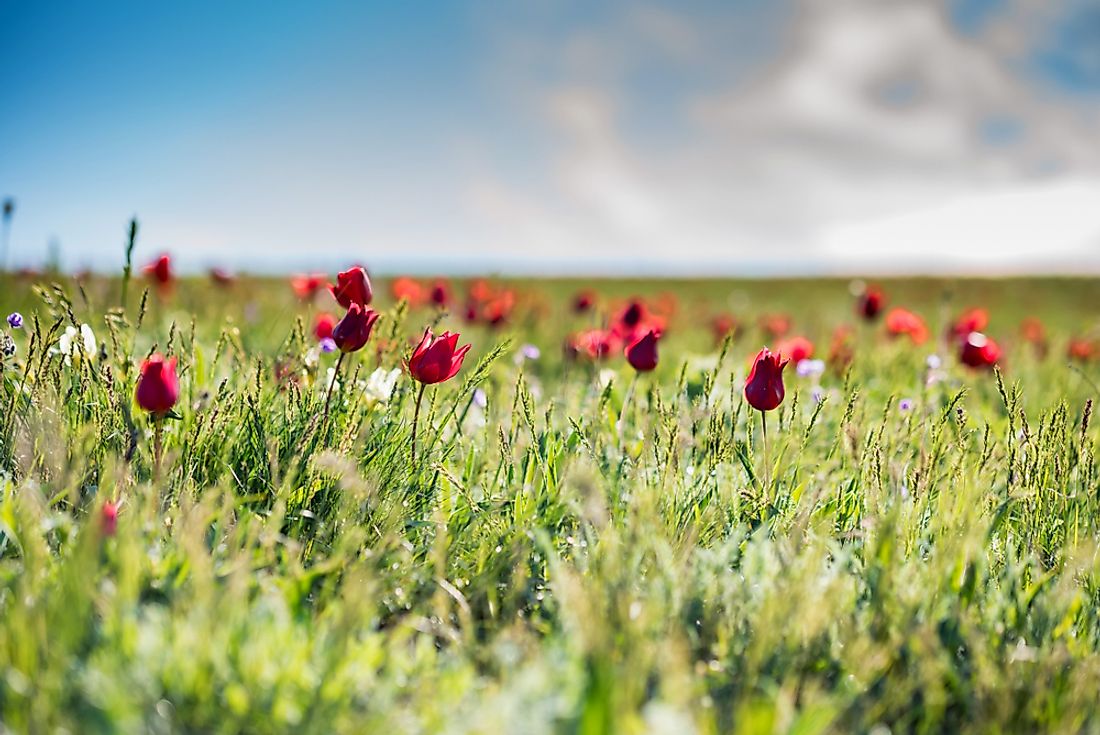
[1019, 317, 1048, 358]
[744, 348, 789, 412]
[330, 266, 373, 308]
[1068, 338, 1097, 362]
[406, 328, 471, 384]
[952, 308, 989, 340]
[625, 329, 660, 372]
[829, 324, 855, 370]
[291, 273, 329, 300]
[391, 276, 426, 306]
[885, 308, 929, 345]
[711, 314, 741, 343]
[573, 290, 597, 313]
[857, 286, 886, 320]
[483, 290, 516, 327]
[101, 501, 118, 537]
[760, 314, 791, 340]
[332, 303, 380, 353]
[143, 255, 173, 287]
[429, 279, 451, 308]
[314, 313, 336, 341]
[959, 332, 1001, 369]
[136, 353, 179, 415]
[776, 335, 814, 363]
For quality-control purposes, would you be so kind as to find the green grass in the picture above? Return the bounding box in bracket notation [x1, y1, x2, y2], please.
[1, 273, 1100, 733]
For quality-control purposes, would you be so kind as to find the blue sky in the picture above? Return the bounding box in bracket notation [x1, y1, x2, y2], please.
[2, 0, 1099, 274]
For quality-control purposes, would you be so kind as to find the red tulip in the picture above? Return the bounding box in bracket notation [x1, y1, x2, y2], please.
[406, 328, 471, 384]
[760, 314, 791, 340]
[573, 290, 596, 313]
[1019, 317, 1048, 358]
[776, 336, 814, 364]
[857, 286, 886, 320]
[101, 501, 118, 537]
[331, 266, 373, 308]
[885, 308, 929, 345]
[1068, 338, 1096, 362]
[314, 313, 336, 341]
[429, 279, 451, 308]
[572, 329, 614, 360]
[482, 290, 517, 327]
[952, 308, 989, 340]
[332, 303, 381, 353]
[391, 276, 426, 307]
[291, 273, 329, 300]
[711, 314, 741, 343]
[143, 255, 173, 286]
[828, 324, 855, 371]
[135, 353, 179, 415]
[959, 332, 1001, 369]
[625, 329, 660, 372]
[744, 348, 789, 412]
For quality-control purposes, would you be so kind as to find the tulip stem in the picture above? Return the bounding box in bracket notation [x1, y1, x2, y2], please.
[153, 418, 164, 481]
[410, 382, 427, 467]
[321, 351, 346, 428]
[759, 409, 770, 499]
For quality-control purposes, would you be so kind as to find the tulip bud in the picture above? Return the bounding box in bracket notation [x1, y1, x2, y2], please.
[330, 266, 373, 308]
[101, 501, 118, 537]
[625, 329, 660, 372]
[744, 348, 789, 412]
[332, 303, 380, 353]
[314, 313, 336, 341]
[959, 332, 1001, 369]
[135, 354, 179, 415]
[857, 286, 885, 320]
[143, 254, 173, 286]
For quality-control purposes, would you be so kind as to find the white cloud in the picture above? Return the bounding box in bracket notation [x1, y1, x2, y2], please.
[469, 0, 1100, 273]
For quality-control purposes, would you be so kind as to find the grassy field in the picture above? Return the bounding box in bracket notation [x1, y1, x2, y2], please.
[2, 270, 1100, 733]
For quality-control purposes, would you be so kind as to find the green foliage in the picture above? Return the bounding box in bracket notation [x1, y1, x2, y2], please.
[1, 274, 1099, 733]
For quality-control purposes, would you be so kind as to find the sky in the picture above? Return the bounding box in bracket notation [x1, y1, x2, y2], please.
[2, 0, 1099, 276]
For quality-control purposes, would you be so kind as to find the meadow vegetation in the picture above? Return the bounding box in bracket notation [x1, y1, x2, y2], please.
[1, 269, 1100, 733]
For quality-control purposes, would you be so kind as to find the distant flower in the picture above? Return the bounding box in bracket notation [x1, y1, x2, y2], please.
[332, 303, 381, 353]
[885, 308, 929, 345]
[521, 344, 541, 361]
[319, 337, 337, 353]
[899, 398, 914, 412]
[744, 348, 789, 412]
[625, 329, 660, 372]
[473, 387, 488, 409]
[143, 254, 173, 287]
[926, 354, 942, 370]
[406, 327, 471, 385]
[6, 312, 22, 329]
[391, 276, 426, 307]
[363, 367, 401, 405]
[856, 285, 886, 320]
[58, 324, 97, 362]
[811, 386, 826, 404]
[573, 290, 596, 313]
[951, 308, 989, 341]
[711, 313, 740, 344]
[209, 267, 235, 286]
[330, 266, 373, 308]
[796, 358, 825, 378]
[101, 501, 118, 537]
[314, 313, 336, 341]
[135, 353, 179, 415]
[429, 279, 451, 308]
[777, 336, 814, 364]
[291, 273, 329, 301]
[960, 332, 1001, 369]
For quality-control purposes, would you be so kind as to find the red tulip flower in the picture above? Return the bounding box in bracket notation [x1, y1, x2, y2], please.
[331, 266, 373, 308]
[407, 328, 471, 384]
[391, 276, 426, 307]
[885, 308, 929, 345]
[952, 308, 989, 340]
[135, 354, 179, 415]
[1019, 317, 1048, 358]
[711, 314, 741, 343]
[776, 336, 814, 364]
[744, 348, 789, 412]
[143, 254, 173, 287]
[1068, 338, 1097, 362]
[959, 332, 1001, 369]
[332, 303, 381, 353]
[573, 290, 596, 313]
[291, 273, 329, 300]
[625, 329, 660, 372]
[760, 314, 791, 340]
[829, 324, 855, 371]
[314, 313, 336, 341]
[572, 329, 613, 360]
[101, 501, 119, 537]
[857, 286, 886, 320]
[429, 279, 451, 308]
